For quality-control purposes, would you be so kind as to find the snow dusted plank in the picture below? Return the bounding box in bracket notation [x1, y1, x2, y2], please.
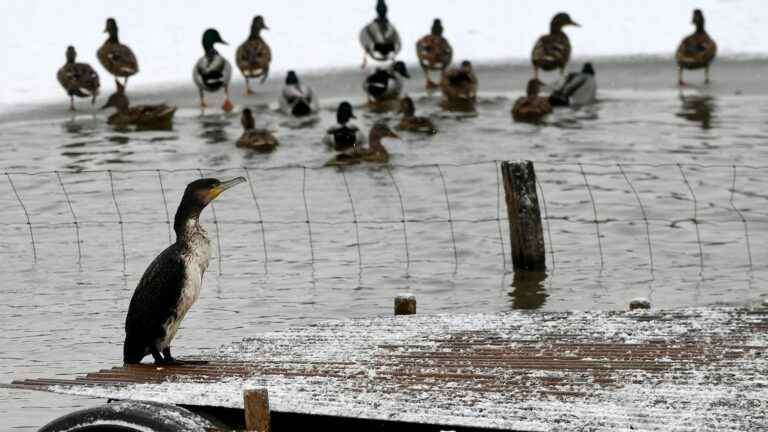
[8, 307, 768, 431]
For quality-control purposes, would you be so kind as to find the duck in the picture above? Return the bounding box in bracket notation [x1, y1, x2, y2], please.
[322, 101, 366, 151]
[124, 177, 246, 365]
[416, 18, 453, 90]
[531, 12, 580, 79]
[512, 79, 552, 123]
[364, 61, 410, 110]
[236, 15, 272, 95]
[398, 96, 437, 134]
[548, 62, 597, 107]
[325, 123, 399, 166]
[97, 18, 139, 88]
[101, 80, 177, 128]
[676, 9, 717, 86]
[278, 71, 319, 117]
[359, 0, 401, 67]
[236, 108, 279, 152]
[193, 28, 234, 112]
[57, 46, 101, 111]
[440, 60, 477, 107]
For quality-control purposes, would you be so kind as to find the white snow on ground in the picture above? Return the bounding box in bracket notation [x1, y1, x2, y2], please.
[2, 0, 768, 109]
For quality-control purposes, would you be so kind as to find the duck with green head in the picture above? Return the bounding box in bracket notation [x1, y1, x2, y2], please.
[323, 102, 366, 151]
[531, 12, 580, 80]
[359, 0, 401, 68]
[279, 71, 319, 117]
[236, 15, 272, 95]
[416, 18, 453, 90]
[97, 18, 138, 88]
[676, 9, 717, 85]
[57, 46, 101, 111]
[193, 28, 234, 112]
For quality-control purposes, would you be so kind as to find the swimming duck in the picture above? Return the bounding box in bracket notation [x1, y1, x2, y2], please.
[322, 102, 366, 151]
[548, 62, 597, 107]
[124, 177, 246, 365]
[278, 71, 319, 117]
[676, 9, 717, 85]
[325, 123, 398, 166]
[236, 15, 272, 95]
[97, 18, 139, 88]
[416, 18, 453, 90]
[364, 61, 409, 110]
[440, 60, 477, 106]
[531, 13, 580, 79]
[512, 79, 552, 123]
[398, 96, 437, 134]
[359, 0, 401, 67]
[57, 46, 101, 111]
[236, 108, 279, 152]
[193, 28, 234, 112]
[101, 81, 176, 128]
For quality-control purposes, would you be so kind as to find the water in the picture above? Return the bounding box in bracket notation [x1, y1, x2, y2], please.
[1, 60, 767, 430]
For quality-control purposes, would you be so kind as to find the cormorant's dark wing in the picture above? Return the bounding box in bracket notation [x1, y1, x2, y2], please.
[125, 244, 186, 339]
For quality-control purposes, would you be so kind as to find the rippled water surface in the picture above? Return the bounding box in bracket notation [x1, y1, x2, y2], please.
[1, 61, 767, 430]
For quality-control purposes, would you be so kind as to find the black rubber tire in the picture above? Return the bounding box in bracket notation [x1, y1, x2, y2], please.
[37, 401, 218, 432]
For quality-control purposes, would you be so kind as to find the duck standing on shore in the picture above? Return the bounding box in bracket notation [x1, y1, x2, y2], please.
[58, 46, 101, 111]
[548, 63, 597, 107]
[440, 60, 477, 110]
[512, 79, 552, 123]
[97, 18, 138, 88]
[101, 81, 176, 129]
[123, 177, 246, 365]
[416, 19, 453, 90]
[359, 0, 401, 67]
[531, 13, 580, 80]
[676, 9, 717, 86]
[193, 29, 234, 112]
[325, 123, 399, 166]
[323, 102, 366, 151]
[398, 96, 437, 134]
[236, 15, 271, 95]
[364, 61, 410, 111]
[278, 71, 319, 117]
[236, 108, 279, 152]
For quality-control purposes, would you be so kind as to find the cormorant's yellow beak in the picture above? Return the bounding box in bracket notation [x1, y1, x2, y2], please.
[387, 131, 400, 139]
[208, 177, 246, 200]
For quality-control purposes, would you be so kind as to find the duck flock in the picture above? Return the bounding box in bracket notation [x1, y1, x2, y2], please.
[56, 0, 718, 165]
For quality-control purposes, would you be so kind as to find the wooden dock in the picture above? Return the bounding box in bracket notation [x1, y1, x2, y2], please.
[6, 307, 768, 431]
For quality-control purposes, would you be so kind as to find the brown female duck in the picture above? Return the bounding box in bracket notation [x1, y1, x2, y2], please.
[676, 9, 717, 85]
[531, 13, 579, 79]
[398, 97, 437, 134]
[97, 18, 138, 87]
[325, 123, 399, 166]
[57, 46, 100, 111]
[236, 15, 272, 95]
[440, 60, 477, 109]
[236, 108, 279, 152]
[101, 81, 176, 128]
[416, 19, 453, 90]
[512, 79, 552, 123]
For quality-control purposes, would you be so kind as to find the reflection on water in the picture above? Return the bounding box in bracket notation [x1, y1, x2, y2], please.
[508, 271, 548, 309]
[199, 115, 232, 144]
[677, 92, 716, 129]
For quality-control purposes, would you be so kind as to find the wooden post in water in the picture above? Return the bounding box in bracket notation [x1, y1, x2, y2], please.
[501, 161, 546, 271]
[394, 293, 417, 315]
[244, 388, 271, 432]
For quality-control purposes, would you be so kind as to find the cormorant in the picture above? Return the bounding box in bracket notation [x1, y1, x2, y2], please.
[123, 177, 245, 365]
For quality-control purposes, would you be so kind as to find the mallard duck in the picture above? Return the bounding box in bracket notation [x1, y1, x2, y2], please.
[322, 102, 366, 151]
[364, 61, 409, 110]
[236, 15, 271, 95]
[278, 71, 319, 117]
[512, 79, 552, 123]
[101, 81, 176, 128]
[325, 123, 398, 166]
[57, 46, 101, 111]
[398, 97, 437, 134]
[440, 60, 477, 107]
[531, 12, 580, 79]
[676, 9, 717, 86]
[359, 0, 401, 67]
[416, 18, 453, 90]
[236, 108, 278, 152]
[97, 18, 138, 87]
[193, 28, 234, 112]
[548, 63, 597, 107]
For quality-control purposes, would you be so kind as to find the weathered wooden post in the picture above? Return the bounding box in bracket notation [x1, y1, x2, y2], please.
[244, 388, 271, 432]
[394, 293, 417, 315]
[501, 161, 546, 271]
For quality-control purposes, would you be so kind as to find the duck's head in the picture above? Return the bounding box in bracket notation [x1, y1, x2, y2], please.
[692, 9, 705, 30]
[369, 122, 399, 150]
[376, 0, 388, 20]
[286, 70, 300, 85]
[104, 18, 119, 40]
[550, 12, 579, 32]
[101, 80, 129, 112]
[337, 101, 356, 124]
[202, 28, 227, 52]
[431, 18, 444, 36]
[392, 61, 410, 79]
[65, 46, 77, 64]
[175, 177, 246, 232]
[582, 62, 595, 76]
[398, 96, 416, 117]
[251, 15, 269, 35]
[526, 78, 545, 97]
[241, 108, 255, 130]
[460, 60, 474, 74]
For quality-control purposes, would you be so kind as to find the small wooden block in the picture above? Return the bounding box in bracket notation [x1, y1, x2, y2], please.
[244, 387, 271, 432]
[395, 293, 417, 315]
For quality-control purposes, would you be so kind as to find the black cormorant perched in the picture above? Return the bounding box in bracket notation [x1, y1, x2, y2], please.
[123, 177, 245, 365]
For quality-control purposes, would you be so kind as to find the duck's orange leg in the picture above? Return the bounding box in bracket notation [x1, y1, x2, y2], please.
[704, 66, 710, 84]
[677, 67, 687, 86]
[245, 78, 254, 96]
[533, 66, 540, 81]
[199, 89, 208, 108]
[69, 96, 75, 112]
[222, 86, 234, 113]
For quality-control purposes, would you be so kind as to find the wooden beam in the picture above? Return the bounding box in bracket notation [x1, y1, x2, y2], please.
[244, 387, 271, 432]
[501, 160, 546, 271]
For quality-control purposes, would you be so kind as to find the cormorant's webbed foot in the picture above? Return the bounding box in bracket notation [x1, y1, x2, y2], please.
[161, 347, 185, 365]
